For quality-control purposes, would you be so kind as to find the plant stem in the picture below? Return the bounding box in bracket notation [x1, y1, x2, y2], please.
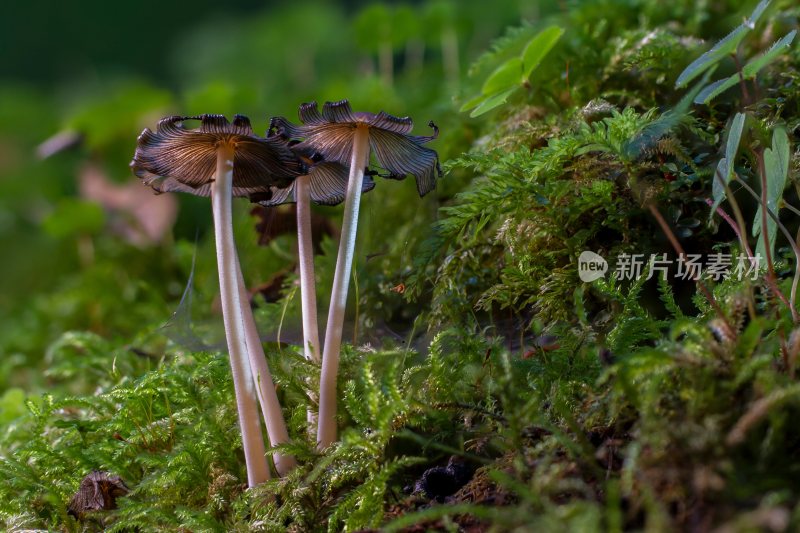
[235, 257, 296, 476]
[317, 125, 370, 449]
[712, 166, 753, 264]
[211, 143, 270, 487]
[705, 198, 754, 260]
[732, 53, 751, 105]
[732, 176, 800, 322]
[647, 203, 735, 337]
[711, 167, 760, 322]
[296, 174, 322, 432]
[782, 201, 800, 218]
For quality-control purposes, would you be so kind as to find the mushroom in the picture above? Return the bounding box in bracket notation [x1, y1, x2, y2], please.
[253, 117, 376, 431]
[131, 114, 300, 483]
[277, 100, 441, 449]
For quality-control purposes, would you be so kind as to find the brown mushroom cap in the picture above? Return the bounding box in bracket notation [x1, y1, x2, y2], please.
[253, 119, 376, 207]
[131, 114, 302, 198]
[274, 100, 442, 197]
[252, 161, 376, 207]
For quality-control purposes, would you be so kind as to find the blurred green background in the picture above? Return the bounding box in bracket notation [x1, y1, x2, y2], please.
[0, 0, 541, 393]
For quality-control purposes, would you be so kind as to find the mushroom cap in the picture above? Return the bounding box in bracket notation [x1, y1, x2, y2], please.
[275, 100, 442, 197]
[256, 118, 376, 207]
[131, 114, 302, 197]
[252, 162, 377, 207]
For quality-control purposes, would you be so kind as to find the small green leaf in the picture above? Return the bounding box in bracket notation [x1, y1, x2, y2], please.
[754, 127, 790, 259]
[465, 24, 564, 117]
[481, 57, 523, 95]
[710, 112, 746, 216]
[676, 0, 770, 88]
[725, 112, 747, 164]
[694, 78, 732, 105]
[695, 30, 796, 104]
[458, 92, 490, 113]
[742, 29, 796, 78]
[521, 26, 564, 79]
[469, 88, 516, 117]
[710, 157, 730, 219]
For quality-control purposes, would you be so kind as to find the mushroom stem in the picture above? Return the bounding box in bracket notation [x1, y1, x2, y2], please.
[317, 124, 371, 449]
[235, 258, 297, 476]
[296, 174, 322, 432]
[211, 143, 270, 486]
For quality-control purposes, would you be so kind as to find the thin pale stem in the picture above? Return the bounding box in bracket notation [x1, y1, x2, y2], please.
[705, 198, 754, 261]
[734, 176, 800, 322]
[296, 175, 322, 432]
[712, 166, 754, 262]
[711, 166, 760, 322]
[317, 125, 371, 449]
[783, 201, 800, 218]
[211, 143, 270, 486]
[235, 257, 297, 475]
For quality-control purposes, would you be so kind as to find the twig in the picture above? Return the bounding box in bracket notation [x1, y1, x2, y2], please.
[647, 203, 735, 337]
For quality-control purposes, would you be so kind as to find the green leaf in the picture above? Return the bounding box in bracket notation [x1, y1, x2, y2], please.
[695, 30, 796, 104]
[458, 91, 490, 113]
[464, 24, 564, 116]
[694, 78, 731, 104]
[725, 112, 747, 164]
[481, 57, 523, 95]
[521, 25, 564, 79]
[711, 157, 730, 219]
[754, 127, 790, 259]
[741, 29, 796, 78]
[711, 112, 746, 215]
[676, 0, 770, 88]
[469, 88, 516, 117]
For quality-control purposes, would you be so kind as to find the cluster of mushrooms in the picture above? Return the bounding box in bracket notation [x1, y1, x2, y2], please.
[131, 100, 441, 486]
